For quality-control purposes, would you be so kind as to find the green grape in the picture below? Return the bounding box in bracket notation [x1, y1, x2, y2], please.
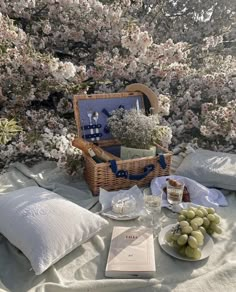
[207, 214, 216, 222]
[179, 221, 190, 228]
[177, 234, 188, 246]
[199, 207, 208, 216]
[172, 233, 181, 241]
[199, 226, 206, 236]
[214, 215, 221, 224]
[214, 226, 222, 234]
[210, 223, 222, 234]
[182, 225, 193, 234]
[203, 217, 210, 228]
[195, 209, 204, 217]
[189, 207, 197, 212]
[191, 217, 204, 226]
[178, 215, 186, 222]
[209, 222, 217, 231]
[186, 210, 195, 219]
[180, 209, 188, 217]
[192, 248, 202, 259]
[188, 236, 199, 248]
[165, 230, 173, 243]
[190, 222, 199, 231]
[191, 231, 204, 246]
[207, 207, 215, 214]
[185, 246, 196, 258]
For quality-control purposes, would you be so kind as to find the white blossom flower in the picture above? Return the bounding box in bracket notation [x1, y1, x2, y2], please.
[107, 108, 171, 149]
[1, 1, 236, 174]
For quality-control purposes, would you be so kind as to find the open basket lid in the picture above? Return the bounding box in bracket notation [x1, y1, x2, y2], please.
[73, 91, 146, 147]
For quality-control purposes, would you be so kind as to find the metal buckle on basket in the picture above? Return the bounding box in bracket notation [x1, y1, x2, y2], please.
[116, 170, 128, 178]
[144, 164, 155, 172]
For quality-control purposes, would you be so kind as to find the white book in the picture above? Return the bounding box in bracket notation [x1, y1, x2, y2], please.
[105, 226, 156, 278]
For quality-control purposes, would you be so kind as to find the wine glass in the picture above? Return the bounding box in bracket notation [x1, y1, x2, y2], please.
[143, 188, 162, 237]
[165, 179, 185, 218]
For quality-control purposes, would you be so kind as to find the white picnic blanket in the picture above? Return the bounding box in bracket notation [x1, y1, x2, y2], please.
[0, 160, 235, 292]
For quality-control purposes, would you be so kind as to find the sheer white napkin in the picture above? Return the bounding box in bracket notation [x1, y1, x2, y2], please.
[151, 175, 228, 212]
[99, 185, 144, 219]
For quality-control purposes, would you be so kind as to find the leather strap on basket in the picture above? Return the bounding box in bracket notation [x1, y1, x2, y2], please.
[158, 154, 167, 169]
[109, 160, 155, 180]
[109, 154, 167, 181]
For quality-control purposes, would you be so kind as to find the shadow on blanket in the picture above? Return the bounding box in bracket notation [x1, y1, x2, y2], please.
[0, 161, 235, 292]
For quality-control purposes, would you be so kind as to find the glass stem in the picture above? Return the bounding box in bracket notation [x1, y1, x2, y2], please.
[151, 211, 155, 227]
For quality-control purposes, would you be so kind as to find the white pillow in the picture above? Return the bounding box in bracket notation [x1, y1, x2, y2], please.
[175, 149, 236, 190]
[0, 186, 108, 275]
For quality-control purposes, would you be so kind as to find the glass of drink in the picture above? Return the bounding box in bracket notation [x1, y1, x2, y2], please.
[166, 179, 185, 217]
[143, 188, 162, 237]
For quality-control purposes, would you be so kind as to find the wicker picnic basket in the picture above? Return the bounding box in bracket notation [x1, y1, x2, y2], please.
[73, 86, 172, 195]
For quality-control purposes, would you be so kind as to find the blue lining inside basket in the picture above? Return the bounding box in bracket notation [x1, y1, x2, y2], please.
[103, 145, 121, 157]
[77, 95, 143, 142]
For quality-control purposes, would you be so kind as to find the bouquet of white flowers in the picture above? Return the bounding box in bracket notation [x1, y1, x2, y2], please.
[107, 108, 172, 151]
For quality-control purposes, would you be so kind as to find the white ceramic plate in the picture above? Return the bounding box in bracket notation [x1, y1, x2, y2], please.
[158, 224, 214, 261]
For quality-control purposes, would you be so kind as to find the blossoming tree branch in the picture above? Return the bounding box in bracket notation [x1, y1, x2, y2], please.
[0, 0, 235, 173]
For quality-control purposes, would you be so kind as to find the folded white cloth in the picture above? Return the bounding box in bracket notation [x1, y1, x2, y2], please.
[151, 175, 228, 211]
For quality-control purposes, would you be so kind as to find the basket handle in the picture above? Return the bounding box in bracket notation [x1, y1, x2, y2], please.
[125, 83, 159, 114]
[109, 155, 167, 181]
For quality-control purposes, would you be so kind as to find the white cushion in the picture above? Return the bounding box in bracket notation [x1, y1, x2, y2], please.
[0, 186, 108, 275]
[175, 149, 236, 190]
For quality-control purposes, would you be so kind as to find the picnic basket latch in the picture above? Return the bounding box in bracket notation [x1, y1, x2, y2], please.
[109, 155, 167, 181]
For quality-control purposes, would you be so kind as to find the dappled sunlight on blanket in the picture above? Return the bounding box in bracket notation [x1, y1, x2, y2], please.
[0, 161, 235, 292]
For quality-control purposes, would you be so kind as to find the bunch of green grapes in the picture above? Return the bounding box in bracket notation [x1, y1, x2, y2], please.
[178, 206, 222, 235]
[165, 206, 222, 260]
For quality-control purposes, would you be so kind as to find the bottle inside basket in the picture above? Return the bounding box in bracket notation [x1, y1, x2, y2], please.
[87, 148, 105, 163]
[72, 137, 120, 163]
[72, 138, 105, 163]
